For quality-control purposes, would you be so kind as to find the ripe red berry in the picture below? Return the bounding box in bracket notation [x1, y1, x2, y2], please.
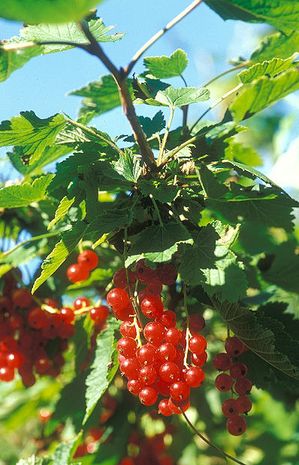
[28, 307, 48, 329]
[113, 268, 136, 288]
[117, 338, 137, 358]
[184, 366, 205, 387]
[234, 377, 253, 395]
[230, 363, 248, 378]
[0, 366, 15, 382]
[159, 310, 176, 328]
[137, 344, 156, 366]
[120, 321, 137, 338]
[225, 336, 245, 357]
[113, 303, 134, 321]
[140, 295, 163, 319]
[90, 305, 109, 323]
[0, 296, 11, 313]
[159, 362, 180, 383]
[157, 343, 177, 362]
[77, 250, 99, 271]
[226, 415, 247, 436]
[222, 398, 239, 417]
[189, 334, 207, 355]
[144, 279, 163, 295]
[189, 314, 205, 332]
[158, 399, 173, 416]
[170, 381, 190, 402]
[144, 322, 165, 346]
[120, 358, 139, 379]
[235, 395, 252, 414]
[213, 353, 231, 371]
[139, 365, 157, 385]
[35, 356, 52, 375]
[139, 386, 158, 406]
[60, 307, 75, 324]
[191, 351, 207, 367]
[165, 327, 182, 345]
[136, 260, 156, 283]
[73, 296, 91, 309]
[67, 264, 90, 283]
[215, 373, 234, 392]
[157, 263, 177, 285]
[6, 351, 23, 369]
[107, 288, 130, 311]
[127, 379, 142, 396]
[12, 288, 33, 308]
[155, 378, 170, 396]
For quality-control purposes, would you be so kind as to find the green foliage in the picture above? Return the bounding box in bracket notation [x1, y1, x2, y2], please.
[0, 175, 54, 208]
[144, 49, 188, 79]
[152, 85, 209, 107]
[238, 57, 295, 84]
[0, 0, 101, 24]
[251, 30, 299, 62]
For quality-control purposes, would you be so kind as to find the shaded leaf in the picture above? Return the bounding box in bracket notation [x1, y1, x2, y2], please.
[144, 49, 188, 79]
[139, 180, 179, 203]
[263, 242, 299, 294]
[251, 31, 299, 62]
[0, 175, 54, 208]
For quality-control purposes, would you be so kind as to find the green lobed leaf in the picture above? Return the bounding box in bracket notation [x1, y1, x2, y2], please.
[263, 242, 299, 294]
[139, 180, 179, 203]
[48, 196, 76, 230]
[0, 175, 54, 208]
[32, 221, 88, 293]
[204, 0, 299, 34]
[0, 0, 101, 24]
[137, 111, 166, 137]
[238, 57, 295, 84]
[144, 49, 188, 79]
[224, 141, 263, 166]
[52, 439, 78, 465]
[214, 299, 299, 379]
[0, 111, 66, 165]
[251, 31, 299, 62]
[113, 151, 142, 183]
[230, 68, 299, 122]
[86, 207, 133, 244]
[84, 321, 118, 424]
[126, 222, 193, 266]
[154, 86, 209, 107]
[0, 39, 41, 82]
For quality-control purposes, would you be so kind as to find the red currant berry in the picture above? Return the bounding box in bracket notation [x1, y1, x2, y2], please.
[113, 268, 136, 288]
[157, 263, 177, 285]
[158, 399, 173, 416]
[184, 366, 205, 387]
[234, 377, 253, 395]
[235, 395, 252, 414]
[107, 288, 130, 311]
[226, 415, 247, 436]
[191, 351, 207, 367]
[159, 362, 180, 383]
[189, 314, 205, 332]
[127, 379, 142, 396]
[35, 356, 52, 375]
[144, 322, 165, 346]
[0, 296, 11, 313]
[12, 288, 33, 308]
[0, 366, 15, 382]
[165, 327, 182, 345]
[159, 310, 176, 328]
[174, 349, 185, 369]
[189, 334, 207, 355]
[140, 295, 163, 319]
[157, 343, 177, 362]
[225, 336, 245, 357]
[73, 296, 91, 309]
[155, 379, 170, 396]
[90, 305, 109, 323]
[67, 264, 90, 283]
[145, 280, 163, 295]
[213, 353, 231, 371]
[222, 398, 239, 417]
[215, 373, 234, 392]
[60, 307, 75, 324]
[230, 363, 248, 378]
[137, 344, 156, 366]
[139, 364, 157, 385]
[6, 351, 23, 369]
[44, 298, 59, 308]
[78, 249, 99, 271]
[117, 338, 137, 358]
[136, 260, 156, 283]
[139, 386, 158, 406]
[28, 307, 48, 329]
[120, 358, 139, 379]
[120, 321, 137, 338]
[170, 381, 190, 402]
[113, 303, 134, 322]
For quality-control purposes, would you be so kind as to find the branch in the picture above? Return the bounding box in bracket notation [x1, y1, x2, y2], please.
[124, 0, 204, 76]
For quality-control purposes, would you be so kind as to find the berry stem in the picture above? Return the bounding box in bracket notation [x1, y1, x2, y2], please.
[150, 195, 164, 229]
[183, 284, 191, 368]
[133, 316, 143, 348]
[181, 411, 248, 465]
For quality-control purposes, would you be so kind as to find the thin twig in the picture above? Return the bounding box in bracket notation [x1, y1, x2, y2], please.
[181, 411, 248, 465]
[203, 62, 249, 88]
[158, 106, 175, 165]
[1, 231, 62, 259]
[124, 0, 204, 76]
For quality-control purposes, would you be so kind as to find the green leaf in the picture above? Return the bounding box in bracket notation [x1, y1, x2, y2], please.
[0, 111, 66, 165]
[214, 299, 299, 379]
[52, 440, 77, 465]
[138, 111, 166, 137]
[113, 151, 142, 183]
[230, 68, 299, 122]
[32, 221, 88, 293]
[251, 31, 299, 62]
[86, 207, 133, 244]
[84, 321, 118, 424]
[144, 49, 188, 79]
[224, 141, 263, 166]
[0, 39, 41, 83]
[0, 175, 54, 208]
[139, 180, 179, 203]
[238, 57, 295, 84]
[204, 0, 299, 34]
[0, 0, 101, 24]
[70, 75, 122, 122]
[263, 242, 299, 294]
[126, 222, 193, 265]
[48, 196, 75, 230]
[154, 86, 209, 107]
[17, 457, 45, 465]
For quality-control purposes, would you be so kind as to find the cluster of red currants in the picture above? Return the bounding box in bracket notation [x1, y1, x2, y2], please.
[213, 336, 253, 436]
[66, 249, 99, 283]
[106, 261, 207, 415]
[119, 427, 176, 465]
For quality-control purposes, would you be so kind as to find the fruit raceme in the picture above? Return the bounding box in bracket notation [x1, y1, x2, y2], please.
[106, 260, 207, 415]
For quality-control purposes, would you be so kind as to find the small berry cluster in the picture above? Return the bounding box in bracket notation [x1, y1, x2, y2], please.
[67, 249, 99, 283]
[106, 261, 207, 415]
[213, 336, 253, 436]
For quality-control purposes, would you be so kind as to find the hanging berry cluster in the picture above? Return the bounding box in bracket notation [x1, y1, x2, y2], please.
[106, 260, 207, 415]
[213, 336, 253, 436]
[0, 270, 109, 386]
[67, 249, 99, 283]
